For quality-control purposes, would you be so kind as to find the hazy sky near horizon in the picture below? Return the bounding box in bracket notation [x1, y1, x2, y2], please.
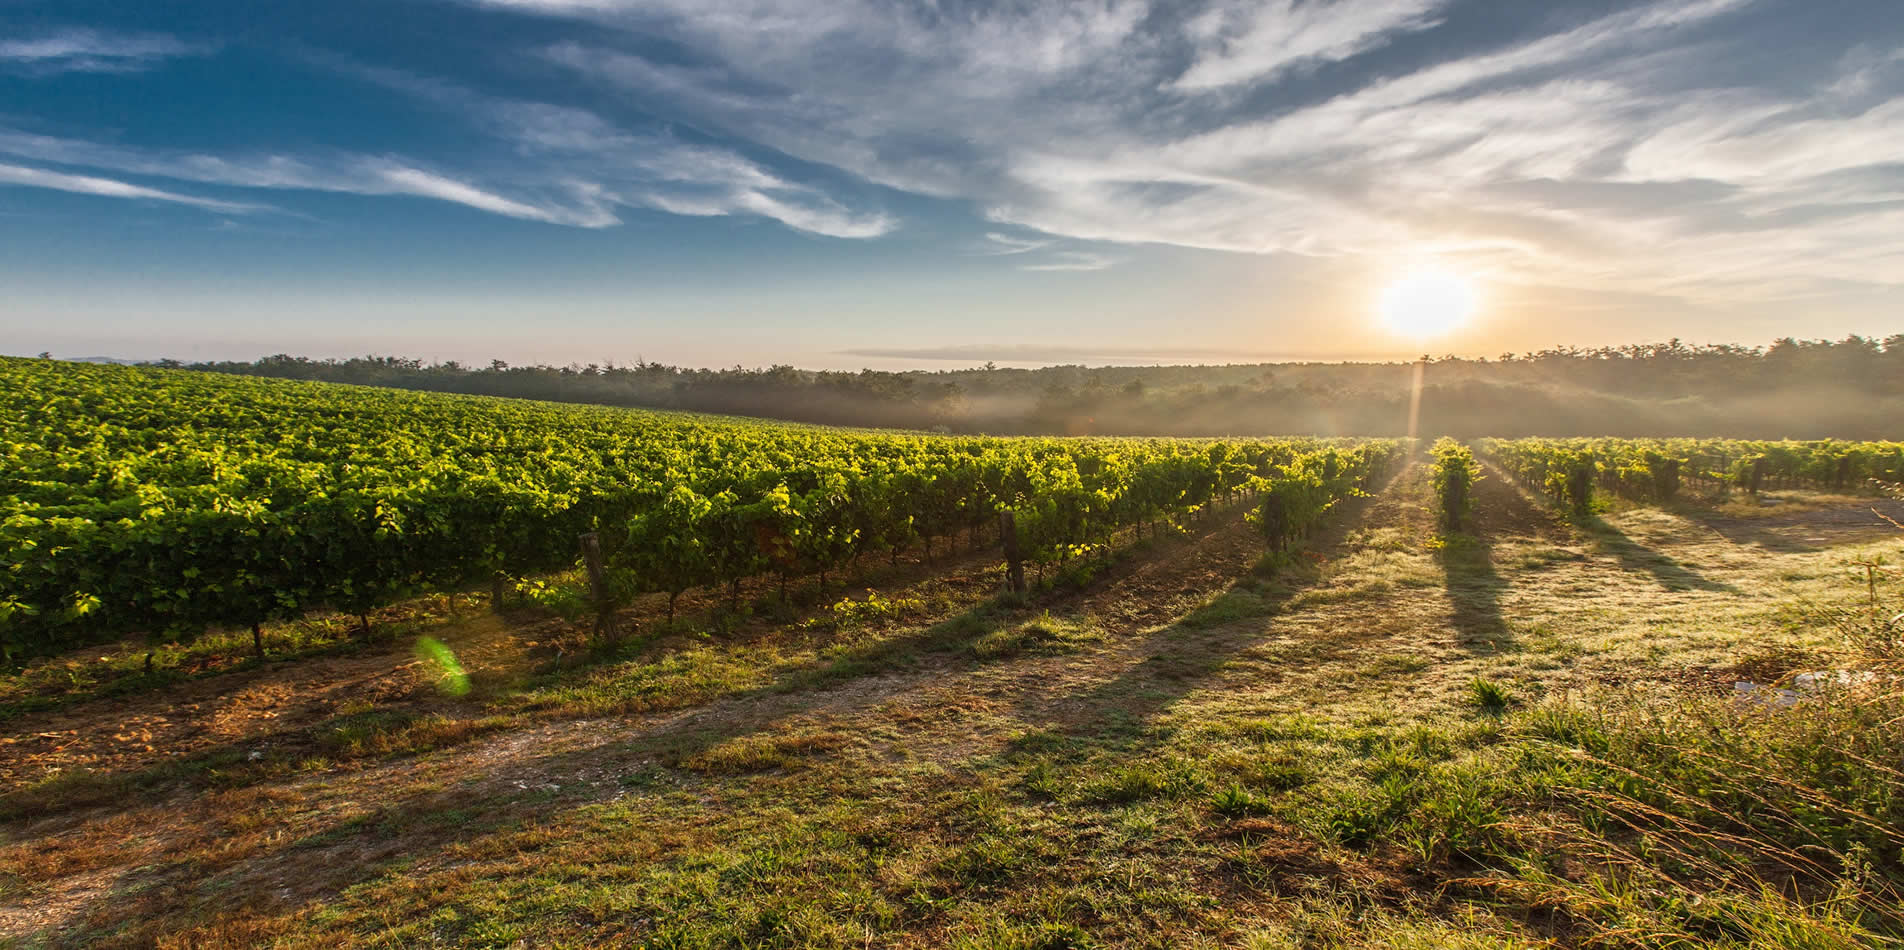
[2, 0, 1900, 370]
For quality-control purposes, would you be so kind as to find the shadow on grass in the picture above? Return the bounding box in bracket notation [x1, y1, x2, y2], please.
[1435, 536, 1510, 649]
[1673, 499, 1904, 554]
[1585, 518, 1738, 592]
[1012, 467, 1409, 745]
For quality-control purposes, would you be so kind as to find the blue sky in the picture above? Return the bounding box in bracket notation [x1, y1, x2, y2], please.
[1, 0, 1900, 369]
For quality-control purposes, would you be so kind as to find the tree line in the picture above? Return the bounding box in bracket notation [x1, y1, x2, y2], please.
[143, 334, 1904, 439]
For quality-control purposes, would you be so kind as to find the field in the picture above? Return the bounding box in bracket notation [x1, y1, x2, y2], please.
[3, 361, 1903, 948]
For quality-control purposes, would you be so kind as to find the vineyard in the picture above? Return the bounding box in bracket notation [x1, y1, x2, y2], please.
[0, 357, 1401, 662]
[5, 359, 1903, 949]
[1476, 436, 1904, 515]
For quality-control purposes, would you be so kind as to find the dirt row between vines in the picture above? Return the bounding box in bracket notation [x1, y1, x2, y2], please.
[0, 488, 1280, 941]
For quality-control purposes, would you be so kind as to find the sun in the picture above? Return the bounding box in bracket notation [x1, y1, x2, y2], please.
[1378, 267, 1477, 341]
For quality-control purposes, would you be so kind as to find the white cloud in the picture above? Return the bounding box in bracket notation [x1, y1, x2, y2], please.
[979, 232, 1053, 255]
[1020, 251, 1114, 272]
[0, 29, 206, 74]
[326, 60, 894, 236]
[0, 114, 892, 237]
[503, 0, 1904, 297]
[17, 0, 1899, 301]
[1171, 0, 1447, 92]
[0, 45, 895, 237]
[370, 164, 620, 227]
[0, 130, 621, 226]
[0, 162, 262, 213]
[727, 189, 893, 238]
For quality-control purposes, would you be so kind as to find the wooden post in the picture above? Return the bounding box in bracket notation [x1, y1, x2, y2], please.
[578, 532, 621, 643]
[999, 511, 1026, 594]
[491, 572, 507, 613]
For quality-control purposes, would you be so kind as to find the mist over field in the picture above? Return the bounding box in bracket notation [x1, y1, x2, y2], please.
[169, 335, 1904, 439]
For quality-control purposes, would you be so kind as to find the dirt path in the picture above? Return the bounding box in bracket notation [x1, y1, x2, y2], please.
[0, 537, 1018, 793]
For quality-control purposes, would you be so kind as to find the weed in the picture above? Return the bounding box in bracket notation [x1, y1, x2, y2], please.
[971, 613, 1103, 660]
[1077, 757, 1209, 805]
[1211, 785, 1270, 818]
[1466, 677, 1513, 715]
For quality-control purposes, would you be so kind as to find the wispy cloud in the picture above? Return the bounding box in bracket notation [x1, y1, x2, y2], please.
[12, 0, 1901, 304]
[979, 232, 1052, 255]
[0, 129, 617, 225]
[479, 0, 1903, 298]
[370, 164, 618, 227]
[327, 59, 895, 237]
[0, 162, 262, 213]
[1171, 0, 1447, 92]
[0, 115, 890, 236]
[0, 47, 894, 236]
[1019, 251, 1114, 272]
[0, 29, 207, 75]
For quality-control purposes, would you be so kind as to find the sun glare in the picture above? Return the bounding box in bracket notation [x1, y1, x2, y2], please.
[1378, 268, 1477, 341]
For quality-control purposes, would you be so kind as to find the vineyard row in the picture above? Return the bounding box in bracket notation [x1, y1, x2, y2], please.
[1, 358, 1402, 660]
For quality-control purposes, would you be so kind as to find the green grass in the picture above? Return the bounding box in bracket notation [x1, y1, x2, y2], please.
[1464, 676, 1513, 714]
[971, 613, 1105, 660]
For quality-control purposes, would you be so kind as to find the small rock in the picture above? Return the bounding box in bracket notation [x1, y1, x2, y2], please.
[1732, 681, 1798, 707]
[1793, 670, 1879, 692]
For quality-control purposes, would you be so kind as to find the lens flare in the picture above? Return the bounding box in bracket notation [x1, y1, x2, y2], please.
[414, 636, 470, 696]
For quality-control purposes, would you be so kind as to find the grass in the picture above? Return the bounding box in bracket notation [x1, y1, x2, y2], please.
[971, 612, 1105, 660]
[1464, 677, 1513, 714]
[4, 463, 1903, 947]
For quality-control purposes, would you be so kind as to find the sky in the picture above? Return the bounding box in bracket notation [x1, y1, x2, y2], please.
[1, 0, 1900, 370]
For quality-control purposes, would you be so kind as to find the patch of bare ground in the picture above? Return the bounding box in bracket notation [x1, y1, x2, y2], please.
[0, 534, 1016, 795]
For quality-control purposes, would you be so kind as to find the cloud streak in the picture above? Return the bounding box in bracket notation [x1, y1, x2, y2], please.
[1171, 0, 1447, 91]
[0, 129, 618, 226]
[0, 48, 895, 237]
[1019, 251, 1114, 272]
[316, 59, 898, 237]
[0, 28, 207, 75]
[0, 162, 262, 213]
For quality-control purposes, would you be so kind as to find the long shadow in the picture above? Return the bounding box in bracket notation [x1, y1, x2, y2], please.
[1475, 458, 1736, 594]
[1010, 465, 1409, 745]
[1678, 497, 1904, 554]
[1436, 536, 1509, 650]
[1585, 517, 1738, 592]
[10, 600, 1028, 943]
[11, 507, 1284, 942]
[1686, 517, 1824, 554]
